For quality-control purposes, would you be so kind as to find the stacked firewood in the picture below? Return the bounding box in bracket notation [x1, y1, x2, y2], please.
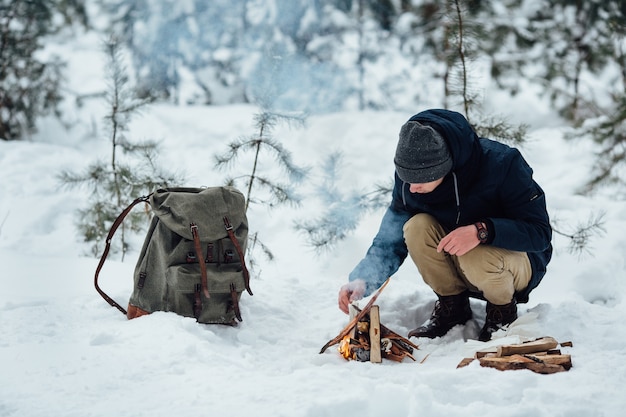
[458, 336, 573, 374]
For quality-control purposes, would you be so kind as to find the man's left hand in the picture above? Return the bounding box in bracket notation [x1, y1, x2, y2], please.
[437, 225, 480, 256]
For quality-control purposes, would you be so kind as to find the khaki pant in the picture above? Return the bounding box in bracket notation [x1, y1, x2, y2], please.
[403, 213, 531, 305]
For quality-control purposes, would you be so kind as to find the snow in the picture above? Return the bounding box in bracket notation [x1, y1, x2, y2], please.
[2, 23, 626, 417]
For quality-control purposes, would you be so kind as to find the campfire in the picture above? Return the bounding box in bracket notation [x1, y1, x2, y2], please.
[320, 278, 418, 363]
[337, 305, 418, 362]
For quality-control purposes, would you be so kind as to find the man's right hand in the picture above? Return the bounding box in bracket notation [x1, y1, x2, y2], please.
[338, 279, 366, 314]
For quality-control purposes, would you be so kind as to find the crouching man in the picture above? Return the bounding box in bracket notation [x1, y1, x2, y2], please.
[338, 109, 552, 342]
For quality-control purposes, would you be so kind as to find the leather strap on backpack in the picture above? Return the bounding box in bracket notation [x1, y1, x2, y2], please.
[191, 223, 211, 299]
[230, 282, 243, 322]
[223, 216, 253, 296]
[94, 194, 152, 315]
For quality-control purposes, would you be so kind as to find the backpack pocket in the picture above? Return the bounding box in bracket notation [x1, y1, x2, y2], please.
[165, 263, 246, 324]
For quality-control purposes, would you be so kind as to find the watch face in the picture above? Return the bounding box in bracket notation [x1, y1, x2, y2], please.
[475, 222, 488, 243]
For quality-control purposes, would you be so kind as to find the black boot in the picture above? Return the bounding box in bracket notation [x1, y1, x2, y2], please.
[478, 299, 518, 342]
[408, 293, 472, 339]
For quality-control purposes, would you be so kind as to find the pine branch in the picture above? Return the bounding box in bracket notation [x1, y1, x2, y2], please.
[552, 211, 606, 258]
[252, 175, 301, 208]
[474, 117, 529, 146]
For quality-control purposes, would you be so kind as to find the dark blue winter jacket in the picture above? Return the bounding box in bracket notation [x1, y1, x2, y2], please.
[349, 109, 552, 303]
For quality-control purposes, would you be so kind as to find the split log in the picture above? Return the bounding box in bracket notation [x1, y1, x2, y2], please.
[479, 354, 572, 374]
[496, 336, 558, 357]
[369, 305, 382, 363]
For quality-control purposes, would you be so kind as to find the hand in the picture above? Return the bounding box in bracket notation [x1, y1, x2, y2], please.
[338, 279, 366, 314]
[437, 225, 480, 256]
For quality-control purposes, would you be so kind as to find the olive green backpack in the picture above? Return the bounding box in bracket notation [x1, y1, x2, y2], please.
[94, 187, 253, 325]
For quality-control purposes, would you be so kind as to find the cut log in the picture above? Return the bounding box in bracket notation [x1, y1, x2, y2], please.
[369, 305, 382, 363]
[475, 350, 495, 359]
[523, 354, 572, 369]
[479, 354, 572, 374]
[496, 336, 559, 357]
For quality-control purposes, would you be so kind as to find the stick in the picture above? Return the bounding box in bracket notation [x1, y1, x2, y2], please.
[319, 277, 391, 354]
[380, 325, 420, 350]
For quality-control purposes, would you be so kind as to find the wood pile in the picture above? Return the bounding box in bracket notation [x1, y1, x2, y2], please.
[458, 336, 573, 374]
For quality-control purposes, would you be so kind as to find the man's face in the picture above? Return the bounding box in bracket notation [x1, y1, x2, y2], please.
[408, 177, 444, 194]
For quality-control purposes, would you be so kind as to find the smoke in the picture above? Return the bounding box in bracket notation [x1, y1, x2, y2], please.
[105, 0, 354, 112]
[246, 48, 352, 114]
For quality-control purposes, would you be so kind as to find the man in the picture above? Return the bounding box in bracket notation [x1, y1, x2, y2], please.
[337, 109, 552, 342]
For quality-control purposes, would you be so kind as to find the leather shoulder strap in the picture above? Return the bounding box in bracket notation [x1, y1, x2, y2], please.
[94, 194, 152, 315]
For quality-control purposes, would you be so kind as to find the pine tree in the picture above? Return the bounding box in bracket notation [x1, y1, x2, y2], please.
[0, 0, 87, 140]
[441, 0, 528, 145]
[60, 37, 184, 258]
[572, 94, 626, 195]
[563, 2, 626, 196]
[214, 102, 308, 268]
[487, 0, 625, 124]
[439, 0, 604, 253]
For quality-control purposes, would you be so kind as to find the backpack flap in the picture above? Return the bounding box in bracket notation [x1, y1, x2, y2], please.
[150, 187, 247, 243]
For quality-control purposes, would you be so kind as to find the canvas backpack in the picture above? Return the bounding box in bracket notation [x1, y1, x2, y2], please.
[94, 186, 253, 325]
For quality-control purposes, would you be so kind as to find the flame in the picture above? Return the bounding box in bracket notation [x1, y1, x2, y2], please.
[338, 335, 353, 360]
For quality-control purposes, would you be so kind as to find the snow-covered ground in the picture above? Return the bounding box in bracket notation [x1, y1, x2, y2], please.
[2, 25, 626, 417]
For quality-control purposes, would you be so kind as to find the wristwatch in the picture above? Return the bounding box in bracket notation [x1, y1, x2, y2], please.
[474, 222, 488, 244]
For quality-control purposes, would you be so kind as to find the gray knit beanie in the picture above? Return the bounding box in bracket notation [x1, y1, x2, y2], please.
[394, 121, 452, 183]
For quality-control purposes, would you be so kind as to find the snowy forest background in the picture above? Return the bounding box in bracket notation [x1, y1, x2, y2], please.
[4, 0, 626, 137]
[3, 0, 626, 255]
